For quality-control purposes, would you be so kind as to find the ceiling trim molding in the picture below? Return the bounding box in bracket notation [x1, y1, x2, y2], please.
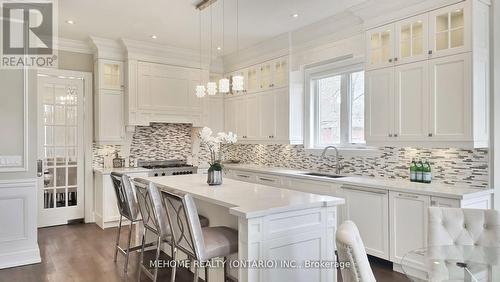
[89, 36, 125, 61]
[55, 38, 93, 54]
[121, 38, 209, 69]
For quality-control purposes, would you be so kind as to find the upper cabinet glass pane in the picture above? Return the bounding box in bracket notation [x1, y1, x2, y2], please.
[103, 62, 121, 88]
[436, 14, 449, 32]
[450, 9, 464, 29]
[381, 31, 391, 62]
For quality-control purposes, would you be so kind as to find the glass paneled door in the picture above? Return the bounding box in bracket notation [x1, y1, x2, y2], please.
[37, 73, 85, 227]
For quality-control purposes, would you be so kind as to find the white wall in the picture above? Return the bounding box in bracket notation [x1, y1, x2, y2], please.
[0, 70, 40, 269]
[492, 0, 500, 209]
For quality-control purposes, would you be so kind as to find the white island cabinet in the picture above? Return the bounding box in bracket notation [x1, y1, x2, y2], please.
[138, 174, 345, 282]
[93, 168, 150, 229]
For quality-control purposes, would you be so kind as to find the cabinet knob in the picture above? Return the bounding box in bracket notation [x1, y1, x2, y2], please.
[394, 57, 398, 62]
[388, 58, 393, 63]
[428, 133, 433, 137]
[428, 50, 433, 55]
[394, 133, 398, 137]
[388, 133, 393, 137]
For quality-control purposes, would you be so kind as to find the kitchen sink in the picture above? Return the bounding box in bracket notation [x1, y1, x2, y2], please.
[302, 172, 346, 179]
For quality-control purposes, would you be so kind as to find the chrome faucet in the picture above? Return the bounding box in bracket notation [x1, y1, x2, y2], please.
[321, 146, 341, 175]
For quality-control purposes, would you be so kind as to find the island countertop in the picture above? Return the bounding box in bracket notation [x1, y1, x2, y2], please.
[136, 174, 345, 219]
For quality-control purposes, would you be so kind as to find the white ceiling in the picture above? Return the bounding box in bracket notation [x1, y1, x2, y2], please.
[59, 0, 369, 54]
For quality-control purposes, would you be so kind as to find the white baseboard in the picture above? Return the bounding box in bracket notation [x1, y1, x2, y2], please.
[0, 247, 41, 270]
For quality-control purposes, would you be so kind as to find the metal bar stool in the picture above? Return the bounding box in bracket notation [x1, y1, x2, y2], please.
[110, 172, 143, 273]
[134, 178, 211, 282]
[160, 185, 239, 282]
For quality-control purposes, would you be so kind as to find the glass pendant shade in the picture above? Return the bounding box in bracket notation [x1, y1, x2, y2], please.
[206, 82, 218, 96]
[195, 85, 206, 98]
[219, 78, 230, 93]
[232, 75, 244, 92]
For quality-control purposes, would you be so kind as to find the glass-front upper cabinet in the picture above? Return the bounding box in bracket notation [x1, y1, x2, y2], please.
[366, 24, 395, 70]
[98, 60, 124, 90]
[260, 62, 273, 90]
[429, 2, 470, 58]
[247, 66, 260, 93]
[272, 58, 288, 88]
[395, 15, 428, 65]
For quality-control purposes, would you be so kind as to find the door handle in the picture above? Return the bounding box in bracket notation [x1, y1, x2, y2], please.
[398, 193, 419, 199]
[37, 160, 43, 177]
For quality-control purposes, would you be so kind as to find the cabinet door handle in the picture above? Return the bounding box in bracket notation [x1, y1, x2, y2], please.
[388, 133, 393, 137]
[237, 174, 250, 178]
[388, 58, 393, 63]
[343, 186, 388, 195]
[428, 133, 433, 137]
[428, 50, 433, 55]
[394, 57, 398, 62]
[259, 177, 275, 182]
[398, 193, 419, 199]
[394, 133, 398, 137]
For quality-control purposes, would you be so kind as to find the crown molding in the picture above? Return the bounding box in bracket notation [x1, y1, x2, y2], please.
[55, 37, 93, 54]
[89, 36, 125, 61]
[121, 38, 209, 69]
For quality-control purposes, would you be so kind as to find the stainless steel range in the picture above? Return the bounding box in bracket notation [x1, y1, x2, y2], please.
[137, 159, 198, 177]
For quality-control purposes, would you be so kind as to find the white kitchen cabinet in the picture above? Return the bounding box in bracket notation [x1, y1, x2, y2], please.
[394, 61, 429, 141]
[428, 53, 472, 142]
[98, 60, 124, 90]
[94, 171, 149, 229]
[428, 1, 471, 59]
[366, 24, 395, 71]
[246, 95, 260, 140]
[341, 186, 390, 260]
[365, 67, 394, 143]
[389, 191, 430, 269]
[224, 56, 301, 144]
[395, 14, 429, 65]
[94, 58, 125, 145]
[260, 92, 276, 140]
[126, 61, 205, 126]
[234, 97, 248, 139]
[94, 90, 125, 144]
[272, 58, 289, 88]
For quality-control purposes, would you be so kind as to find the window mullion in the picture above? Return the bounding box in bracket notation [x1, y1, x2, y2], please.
[340, 73, 350, 145]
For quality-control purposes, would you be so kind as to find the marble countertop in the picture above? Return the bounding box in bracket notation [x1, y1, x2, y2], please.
[137, 174, 345, 219]
[93, 167, 152, 175]
[224, 164, 493, 200]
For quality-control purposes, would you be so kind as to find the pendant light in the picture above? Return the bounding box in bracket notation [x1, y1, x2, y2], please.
[206, 4, 218, 96]
[218, 0, 230, 94]
[195, 11, 206, 98]
[232, 0, 244, 92]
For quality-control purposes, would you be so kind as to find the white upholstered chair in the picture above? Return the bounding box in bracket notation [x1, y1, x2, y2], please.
[336, 221, 376, 282]
[428, 207, 500, 247]
[427, 207, 500, 281]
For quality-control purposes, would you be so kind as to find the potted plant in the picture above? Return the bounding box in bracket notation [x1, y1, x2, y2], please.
[198, 127, 237, 185]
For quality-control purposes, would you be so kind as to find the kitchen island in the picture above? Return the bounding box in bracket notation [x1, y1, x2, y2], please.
[136, 174, 345, 282]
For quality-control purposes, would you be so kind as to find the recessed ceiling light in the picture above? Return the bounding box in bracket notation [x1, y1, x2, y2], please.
[151, 35, 157, 39]
[217, 46, 222, 51]
[291, 13, 299, 18]
[66, 20, 75, 24]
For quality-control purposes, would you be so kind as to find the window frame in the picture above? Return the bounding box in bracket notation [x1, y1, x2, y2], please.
[304, 57, 371, 151]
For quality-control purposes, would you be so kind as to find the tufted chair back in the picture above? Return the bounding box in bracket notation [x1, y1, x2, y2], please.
[336, 221, 376, 282]
[428, 207, 500, 247]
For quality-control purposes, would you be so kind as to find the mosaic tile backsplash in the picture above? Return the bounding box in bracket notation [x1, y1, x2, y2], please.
[93, 123, 490, 189]
[224, 144, 490, 189]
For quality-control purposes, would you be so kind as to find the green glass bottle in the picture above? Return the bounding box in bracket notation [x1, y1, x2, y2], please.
[410, 159, 417, 182]
[423, 160, 432, 184]
[416, 160, 424, 183]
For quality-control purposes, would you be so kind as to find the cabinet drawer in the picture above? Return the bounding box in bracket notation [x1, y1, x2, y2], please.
[256, 174, 282, 187]
[232, 172, 256, 183]
[430, 196, 460, 208]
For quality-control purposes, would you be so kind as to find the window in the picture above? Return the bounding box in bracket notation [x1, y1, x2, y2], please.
[312, 66, 365, 148]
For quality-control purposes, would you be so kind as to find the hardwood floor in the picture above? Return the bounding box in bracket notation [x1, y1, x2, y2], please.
[0, 223, 409, 282]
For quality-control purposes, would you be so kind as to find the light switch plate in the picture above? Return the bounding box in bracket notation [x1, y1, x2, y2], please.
[0, 155, 23, 167]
